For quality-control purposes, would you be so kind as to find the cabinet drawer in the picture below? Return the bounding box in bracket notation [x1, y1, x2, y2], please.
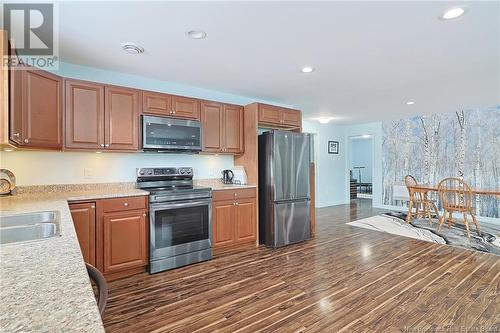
[213, 187, 256, 201]
[100, 196, 147, 213]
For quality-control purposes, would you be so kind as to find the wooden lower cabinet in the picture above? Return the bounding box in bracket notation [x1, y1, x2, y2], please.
[70, 196, 148, 281]
[212, 201, 236, 248]
[212, 188, 257, 253]
[69, 202, 96, 266]
[234, 199, 257, 242]
[100, 209, 148, 274]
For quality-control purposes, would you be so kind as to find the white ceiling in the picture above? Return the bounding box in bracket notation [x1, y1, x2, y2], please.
[57, 1, 500, 124]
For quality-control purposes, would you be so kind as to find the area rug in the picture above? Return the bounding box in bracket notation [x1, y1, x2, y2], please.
[347, 212, 500, 256]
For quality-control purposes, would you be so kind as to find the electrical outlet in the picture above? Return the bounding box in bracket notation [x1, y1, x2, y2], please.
[84, 167, 93, 179]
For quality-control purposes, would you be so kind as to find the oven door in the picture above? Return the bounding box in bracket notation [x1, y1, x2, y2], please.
[142, 115, 202, 151]
[149, 198, 211, 261]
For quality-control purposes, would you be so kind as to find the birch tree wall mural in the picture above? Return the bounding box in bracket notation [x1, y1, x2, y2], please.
[382, 106, 500, 218]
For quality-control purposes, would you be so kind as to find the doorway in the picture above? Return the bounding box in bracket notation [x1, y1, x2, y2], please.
[348, 135, 374, 204]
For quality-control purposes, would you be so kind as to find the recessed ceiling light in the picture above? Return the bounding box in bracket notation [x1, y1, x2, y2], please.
[440, 7, 466, 20]
[121, 42, 144, 54]
[316, 117, 333, 124]
[187, 30, 207, 39]
[406, 101, 416, 105]
[301, 66, 315, 73]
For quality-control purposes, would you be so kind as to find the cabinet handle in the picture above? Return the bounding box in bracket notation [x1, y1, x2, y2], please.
[235, 202, 239, 206]
[23, 139, 29, 144]
[172, 110, 176, 114]
[13, 133, 20, 138]
[124, 202, 129, 207]
[142, 213, 146, 217]
[91, 205, 95, 209]
[100, 144, 105, 147]
[105, 144, 109, 147]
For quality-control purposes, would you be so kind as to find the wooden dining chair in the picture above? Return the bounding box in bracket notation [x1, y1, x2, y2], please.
[86, 263, 108, 316]
[437, 177, 480, 238]
[404, 175, 439, 224]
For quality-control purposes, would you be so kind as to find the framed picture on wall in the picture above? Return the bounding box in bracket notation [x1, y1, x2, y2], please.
[328, 141, 339, 154]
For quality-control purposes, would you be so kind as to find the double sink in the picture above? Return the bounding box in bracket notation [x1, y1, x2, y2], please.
[0, 211, 61, 245]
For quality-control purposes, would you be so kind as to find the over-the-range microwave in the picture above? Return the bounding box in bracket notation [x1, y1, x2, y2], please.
[142, 115, 202, 152]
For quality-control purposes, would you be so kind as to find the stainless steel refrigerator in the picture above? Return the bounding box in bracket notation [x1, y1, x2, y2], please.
[258, 130, 312, 248]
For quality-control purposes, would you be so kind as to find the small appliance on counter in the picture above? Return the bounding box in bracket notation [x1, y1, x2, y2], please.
[232, 166, 248, 185]
[221, 169, 234, 184]
[220, 167, 248, 185]
[0, 169, 16, 196]
[136, 167, 212, 274]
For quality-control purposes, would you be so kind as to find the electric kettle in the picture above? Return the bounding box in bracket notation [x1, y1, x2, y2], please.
[221, 169, 234, 184]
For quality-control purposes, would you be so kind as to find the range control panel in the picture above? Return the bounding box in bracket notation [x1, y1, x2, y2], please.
[136, 167, 193, 178]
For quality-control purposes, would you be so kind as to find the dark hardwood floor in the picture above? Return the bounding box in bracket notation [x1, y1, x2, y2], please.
[103, 200, 499, 333]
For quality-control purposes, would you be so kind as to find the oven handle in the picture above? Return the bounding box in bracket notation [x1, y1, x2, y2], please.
[150, 199, 212, 211]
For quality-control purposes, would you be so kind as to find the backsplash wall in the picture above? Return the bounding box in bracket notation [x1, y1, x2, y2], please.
[0, 151, 233, 186]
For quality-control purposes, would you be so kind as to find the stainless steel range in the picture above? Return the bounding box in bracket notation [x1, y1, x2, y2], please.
[136, 167, 212, 274]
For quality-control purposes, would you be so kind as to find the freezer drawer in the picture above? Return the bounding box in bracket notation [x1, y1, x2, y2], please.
[273, 200, 311, 247]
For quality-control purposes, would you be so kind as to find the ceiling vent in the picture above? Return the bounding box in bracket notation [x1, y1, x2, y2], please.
[121, 42, 144, 54]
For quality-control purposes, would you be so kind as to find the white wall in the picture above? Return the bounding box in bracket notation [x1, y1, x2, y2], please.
[0, 151, 233, 186]
[303, 120, 346, 207]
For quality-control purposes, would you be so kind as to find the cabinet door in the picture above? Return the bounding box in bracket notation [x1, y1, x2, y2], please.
[9, 66, 23, 145]
[171, 95, 200, 120]
[234, 198, 257, 242]
[142, 91, 172, 116]
[201, 101, 223, 152]
[212, 201, 235, 248]
[69, 202, 96, 266]
[282, 109, 301, 127]
[101, 210, 147, 274]
[223, 104, 243, 154]
[105, 86, 140, 151]
[65, 80, 105, 149]
[13, 69, 62, 148]
[258, 104, 281, 125]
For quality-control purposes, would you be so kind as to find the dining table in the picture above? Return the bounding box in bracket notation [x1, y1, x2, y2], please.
[406, 184, 500, 223]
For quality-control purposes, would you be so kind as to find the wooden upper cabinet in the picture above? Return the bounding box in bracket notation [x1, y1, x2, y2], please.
[257, 103, 302, 129]
[223, 104, 243, 153]
[282, 109, 301, 127]
[142, 91, 171, 116]
[105, 86, 140, 151]
[201, 101, 223, 152]
[69, 202, 96, 266]
[65, 80, 105, 150]
[9, 68, 62, 149]
[201, 101, 243, 154]
[100, 209, 148, 274]
[171, 95, 199, 119]
[142, 91, 200, 120]
[258, 104, 281, 125]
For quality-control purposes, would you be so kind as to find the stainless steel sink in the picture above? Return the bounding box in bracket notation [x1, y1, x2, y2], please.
[0, 211, 61, 244]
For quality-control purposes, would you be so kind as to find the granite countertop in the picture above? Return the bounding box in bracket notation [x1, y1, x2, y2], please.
[194, 179, 257, 191]
[0, 183, 148, 333]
